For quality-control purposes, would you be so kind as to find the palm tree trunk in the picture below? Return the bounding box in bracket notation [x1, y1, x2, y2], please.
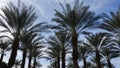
[8, 36, 19, 68]
[83, 58, 87, 68]
[57, 56, 60, 68]
[96, 50, 102, 68]
[21, 49, 27, 68]
[107, 58, 112, 68]
[28, 54, 32, 68]
[72, 32, 79, 68]
[62, 49, 65, 68]
[0, 51, 4, 62]
[55, 61, 57, 68]
[33, 57, 36, 68]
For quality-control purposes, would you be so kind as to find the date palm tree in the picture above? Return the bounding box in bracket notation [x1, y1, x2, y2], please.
[20, 22, 47, 68]
[20, 31, 33, 68]
[52, 0, 100, 67]
[0, 1, 47, 67]
[54, 31, 71, 67]
[78, 42, 92, 68]
[46, 36, 62, 68]
[46, 31, 71, 68]
[101, 47, 119, 68]
[100, 7, 120, 40]
[85, 33, 112, 68]
[23, 32, 44, 68]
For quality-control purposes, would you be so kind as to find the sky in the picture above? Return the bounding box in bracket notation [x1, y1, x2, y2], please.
[0, 0, 120, 68]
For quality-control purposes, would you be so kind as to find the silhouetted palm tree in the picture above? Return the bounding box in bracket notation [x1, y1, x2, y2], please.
[101, 47, 119, 68]
[52, 0, 100, 67]
[23, 32, 43, 68]
[53, 31, 71, 68]
[78, 42, 92, 68]
[20, 31, 33, 68]
[100, 7, 120, 40]
[0, 1, 39, 67]
[85, 33, 112, 68]
[46, 36, 62, 68]
[0, 1, 48, 67]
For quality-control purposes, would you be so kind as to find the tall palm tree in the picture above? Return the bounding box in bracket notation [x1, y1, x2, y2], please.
[0, 40, 11, 63]
[46, 38, 61, 68]
[52, 0, 100, 67]
[55, 31, 71, 68]
[19, 31, 33, 68]
[0, 1, 47, 67]
[46, 31, 71, 68]
[85, 33, 112, 68]
[78, 42, 92, 68]
[25, 33, 44, 68]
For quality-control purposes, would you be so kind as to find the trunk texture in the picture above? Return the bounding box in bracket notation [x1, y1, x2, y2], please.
[83, 58, 87, 68]
[28, 54, 32, 68]
[57, 56, 60, 68]
[96, 50, 102, 68]
[62, 49, 65, 68]
[33, 57, 36, 68]
[72, 32, 79, 68]
[107, 58, 112, 68]
[8, 37, 19, 68]
[55, 61, 57, 68]
[21, 49, 27, 68]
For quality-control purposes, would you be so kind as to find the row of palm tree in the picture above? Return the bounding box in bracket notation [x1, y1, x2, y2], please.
[0, 0, 120, 68]
[0, 1, 47, 68]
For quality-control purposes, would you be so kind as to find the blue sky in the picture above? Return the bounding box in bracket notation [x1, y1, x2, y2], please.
[0, 0, 120, 68]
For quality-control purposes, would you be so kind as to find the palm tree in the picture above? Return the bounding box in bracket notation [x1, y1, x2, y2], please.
[20, 31, 33, 68]
[85, 33, 112, 68]
[101, 47, 119, 68]
[52, 0, 100, 67]
[0, 1, 39, 67]
[0, 1, 48, 67]
[25, 33, 44, 68]
[46, 39, 61, 68]
[46, 31, 71, 68]
[100, 7, 120, 40]
[78, 42, 92, 68]
[99, 6, 120, 51]
[54, 31, 71, 68]
[0, 40, 11, 63]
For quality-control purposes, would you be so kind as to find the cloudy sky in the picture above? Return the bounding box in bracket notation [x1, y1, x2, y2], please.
[0, 0, 120, 68]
